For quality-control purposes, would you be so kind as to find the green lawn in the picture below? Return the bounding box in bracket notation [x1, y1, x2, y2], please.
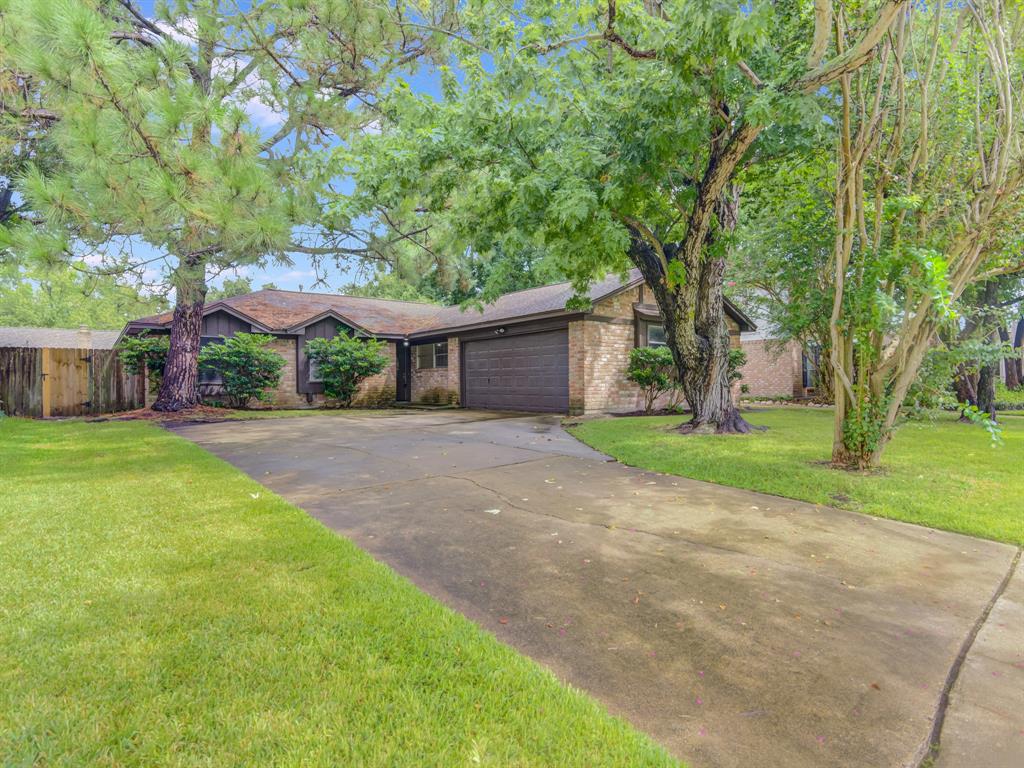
[570, 408, 1024, 547]
[0, 418, 676, 768]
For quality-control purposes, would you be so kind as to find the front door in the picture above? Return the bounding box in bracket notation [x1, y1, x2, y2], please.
[396, 343, 411, 402]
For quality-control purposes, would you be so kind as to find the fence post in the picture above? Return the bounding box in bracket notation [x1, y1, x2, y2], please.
[40, 347, 52, 419]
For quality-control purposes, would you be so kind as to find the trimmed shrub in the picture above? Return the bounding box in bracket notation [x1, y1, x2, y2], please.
[116, 332, 169, 395]
[626, 346, 676, 414]
[305, 334, 390, 407]
[198, 333, 284, 408]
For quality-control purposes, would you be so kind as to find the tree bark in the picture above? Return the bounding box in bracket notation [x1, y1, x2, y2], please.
[1004, 317, 1024, 390]
[627, 185, 754, 434]
[152, 255, 207, 412]
[975, 280, 999, 421]
[953, 366, 978, 421]
[977, 345, 998, 420]
[1014, 318, 1024, 389]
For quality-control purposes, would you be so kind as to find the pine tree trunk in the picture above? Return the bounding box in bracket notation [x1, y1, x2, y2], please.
[152, 258, 207, 412]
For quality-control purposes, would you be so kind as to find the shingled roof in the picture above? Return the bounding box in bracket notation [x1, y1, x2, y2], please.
[125, 269, 755, 338]
[0, 326, 122, 349]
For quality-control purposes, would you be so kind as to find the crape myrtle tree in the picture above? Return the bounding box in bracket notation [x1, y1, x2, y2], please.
[348, 0, 907, 432]
[825, 0, 1024, 468]
[0, 0, 450, 410]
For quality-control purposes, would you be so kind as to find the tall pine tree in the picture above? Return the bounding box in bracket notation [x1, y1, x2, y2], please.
[1, 0, 446, 409]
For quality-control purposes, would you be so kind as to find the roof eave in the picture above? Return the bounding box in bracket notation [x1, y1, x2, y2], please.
[723, 297, 757, 332]
[633, 299, 757, 333]
[408, 308, 586, 339]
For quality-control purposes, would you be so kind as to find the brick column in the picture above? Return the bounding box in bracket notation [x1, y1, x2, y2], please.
[568, 320, 585, 414]
[447, 336, 460, 404]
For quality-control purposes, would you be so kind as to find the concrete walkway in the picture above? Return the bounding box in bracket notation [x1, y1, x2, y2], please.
[172, 410, 1021, 768]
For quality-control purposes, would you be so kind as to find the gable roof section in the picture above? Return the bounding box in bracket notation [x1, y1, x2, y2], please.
[130, 290, 443, 338]
[124, 269, 756, 338]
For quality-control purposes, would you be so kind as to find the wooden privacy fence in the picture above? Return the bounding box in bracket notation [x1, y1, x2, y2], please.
[0, 347, 144, 418]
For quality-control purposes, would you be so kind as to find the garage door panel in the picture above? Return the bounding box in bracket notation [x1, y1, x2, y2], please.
[463, 330, 569, 413]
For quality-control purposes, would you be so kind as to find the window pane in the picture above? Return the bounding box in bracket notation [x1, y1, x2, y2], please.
[434, 342, 448, 368]
[199, 337, 225, 384]
[416, 344, 433, 369]
[647, 324, 667, 347]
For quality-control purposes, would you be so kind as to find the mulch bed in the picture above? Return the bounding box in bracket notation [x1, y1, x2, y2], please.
[87, 405, 246, 425]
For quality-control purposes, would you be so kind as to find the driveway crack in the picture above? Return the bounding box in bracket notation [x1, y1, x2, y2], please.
[911, 546, 1022, 768]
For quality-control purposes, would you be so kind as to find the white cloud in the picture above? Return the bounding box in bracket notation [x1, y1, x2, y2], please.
[155, 17, 197, 45]
[154, 16, 286, 130]
[279, 269, 317, 281]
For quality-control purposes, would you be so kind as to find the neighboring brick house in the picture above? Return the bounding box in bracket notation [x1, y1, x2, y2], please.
[736, 311, 818, 398]
[122, 269, 755, 414]
[738, 338, 805, 398]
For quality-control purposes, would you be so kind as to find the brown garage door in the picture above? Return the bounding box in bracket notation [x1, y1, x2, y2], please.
[463, 329, 569, 412]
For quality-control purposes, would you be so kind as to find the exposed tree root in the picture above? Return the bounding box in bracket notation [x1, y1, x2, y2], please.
[676, 408, 764, 434]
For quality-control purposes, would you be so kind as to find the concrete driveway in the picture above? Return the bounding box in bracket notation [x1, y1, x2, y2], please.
[172, 410, 1021, 768]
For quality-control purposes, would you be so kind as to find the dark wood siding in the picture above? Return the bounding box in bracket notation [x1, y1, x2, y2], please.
[296, 318, 352, 394]
[462, 329, 569, 413]
[202, 311, 250, 338]
[304, 317, 346, 341]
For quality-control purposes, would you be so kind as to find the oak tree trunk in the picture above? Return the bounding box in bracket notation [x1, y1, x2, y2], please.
[152, 258, 207, 412]
[1004, 317, 1024, 390]
[977, 339, 998, 421]
[628, 189, 754, 433]
[975, 281, 1000, 421]
[953, 367, 979, 421]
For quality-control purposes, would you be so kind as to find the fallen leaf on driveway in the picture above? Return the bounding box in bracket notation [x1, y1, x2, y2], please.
[499, 617, 508, 625]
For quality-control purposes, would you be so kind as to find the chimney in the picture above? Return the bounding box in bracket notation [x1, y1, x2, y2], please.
[78, 324, 91, 350]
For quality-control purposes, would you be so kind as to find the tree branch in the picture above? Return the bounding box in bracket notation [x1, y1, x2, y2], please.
[792, 0, 909, 94]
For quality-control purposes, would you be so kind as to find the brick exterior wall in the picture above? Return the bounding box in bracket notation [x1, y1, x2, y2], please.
[255, 337, 398, 408]
[266, 337, 305, 407]
[579, 286, 641, 413]
[571, 287, 742, 414]
[411, 336, 460, 404]
[568, 320, 585, 413]
[738, 338, 803, 398]
[350, 341, 398, 406]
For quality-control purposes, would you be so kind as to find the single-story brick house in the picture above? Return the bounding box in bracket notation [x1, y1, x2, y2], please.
[122, 269, 755, 414]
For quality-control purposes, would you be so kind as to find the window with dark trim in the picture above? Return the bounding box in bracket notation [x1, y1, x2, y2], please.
[416, 341, 448, 369]
[306, 345, 322, 383]
[199, 337, 225, 385]
[646, 324, 667, 348]
[802, 342, 821, 390]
